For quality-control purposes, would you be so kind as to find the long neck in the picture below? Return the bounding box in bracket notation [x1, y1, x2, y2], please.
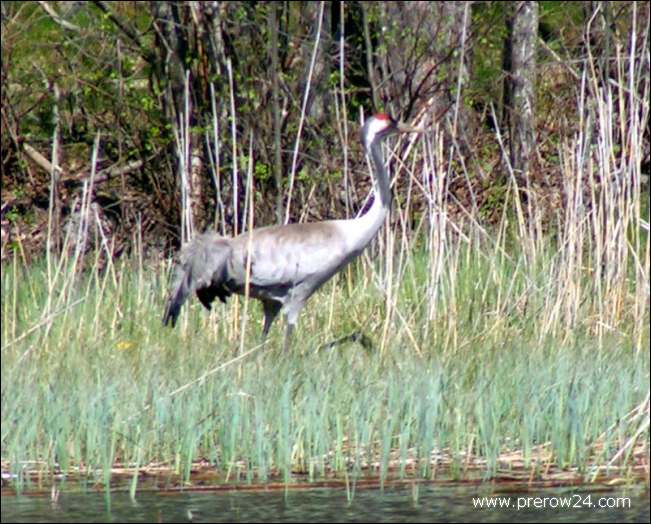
[347, 138, 392, 252]
[369, 138, 392, 211]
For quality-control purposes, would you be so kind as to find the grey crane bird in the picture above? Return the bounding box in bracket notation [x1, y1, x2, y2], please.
[162, 114, 422, 348]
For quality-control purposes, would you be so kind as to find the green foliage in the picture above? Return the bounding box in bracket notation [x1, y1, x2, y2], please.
[468, 3, 509, 109]
[255, 162, 271, 182]
[1, 234, 647, 487]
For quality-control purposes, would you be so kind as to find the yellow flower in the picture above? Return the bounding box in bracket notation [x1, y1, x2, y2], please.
[116, 340, 134, 351]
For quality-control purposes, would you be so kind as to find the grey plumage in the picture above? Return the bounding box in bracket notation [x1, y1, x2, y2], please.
[163, 114, 422, 347]
[162, 234, 232, 327]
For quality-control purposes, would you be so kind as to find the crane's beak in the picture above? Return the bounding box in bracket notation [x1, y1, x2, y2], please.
[396, 121, 425, 134]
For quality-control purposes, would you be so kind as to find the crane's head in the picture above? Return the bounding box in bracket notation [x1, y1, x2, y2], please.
[360, 113, 422, 152]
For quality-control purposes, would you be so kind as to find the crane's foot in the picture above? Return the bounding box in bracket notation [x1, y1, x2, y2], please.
[318, 331, 373, 353]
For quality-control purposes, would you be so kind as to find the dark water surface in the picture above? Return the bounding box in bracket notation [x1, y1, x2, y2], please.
[2, 485, 649, 523]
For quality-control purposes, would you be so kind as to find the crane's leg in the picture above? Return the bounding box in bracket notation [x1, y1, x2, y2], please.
[281, 303, 301, 352]
[261, 300, 282, 340]
[283, 323, 295, 352]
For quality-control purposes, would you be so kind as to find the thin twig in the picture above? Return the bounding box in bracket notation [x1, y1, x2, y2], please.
[284, 1, 325, 224]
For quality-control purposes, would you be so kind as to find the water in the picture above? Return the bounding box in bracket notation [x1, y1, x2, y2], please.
[2, 485, 649, 523]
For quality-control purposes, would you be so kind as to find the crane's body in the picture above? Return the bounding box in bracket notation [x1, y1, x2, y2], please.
[163, 114, 421, 347]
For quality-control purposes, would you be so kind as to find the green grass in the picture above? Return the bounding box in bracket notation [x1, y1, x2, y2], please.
[1, 239, 648, 491]
[2, 0, 648, 495]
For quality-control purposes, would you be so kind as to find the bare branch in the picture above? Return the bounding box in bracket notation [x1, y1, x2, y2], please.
[37, 1, 81, 32]
[91, 1, 155, 63]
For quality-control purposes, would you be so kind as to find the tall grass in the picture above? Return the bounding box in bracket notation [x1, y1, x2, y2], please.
[0, 245, 647, 489]
[1, 48, 649, 491]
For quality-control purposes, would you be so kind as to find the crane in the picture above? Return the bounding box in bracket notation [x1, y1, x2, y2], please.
[162, 114, 422, 349]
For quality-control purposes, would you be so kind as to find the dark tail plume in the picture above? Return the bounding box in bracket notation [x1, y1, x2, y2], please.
[162, 233, 232, 327]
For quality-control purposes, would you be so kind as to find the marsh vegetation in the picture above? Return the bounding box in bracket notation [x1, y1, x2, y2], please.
[1, 1, 649, 497]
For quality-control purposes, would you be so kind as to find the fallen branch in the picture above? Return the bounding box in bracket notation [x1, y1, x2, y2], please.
[62, 159, 144, 187]
[21, 142, 143, 186]
[23, 143, 63, 176]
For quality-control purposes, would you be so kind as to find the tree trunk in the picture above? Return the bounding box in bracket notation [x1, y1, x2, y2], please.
[503, 1, 538, 180]
[151, 1, 187, 121]
[361, 2, 381, 111]
[151, 1, 215, 238]
[299, 1, 332, 125]
[442, 1, 474, 158]
[268, 3, 284, 225]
